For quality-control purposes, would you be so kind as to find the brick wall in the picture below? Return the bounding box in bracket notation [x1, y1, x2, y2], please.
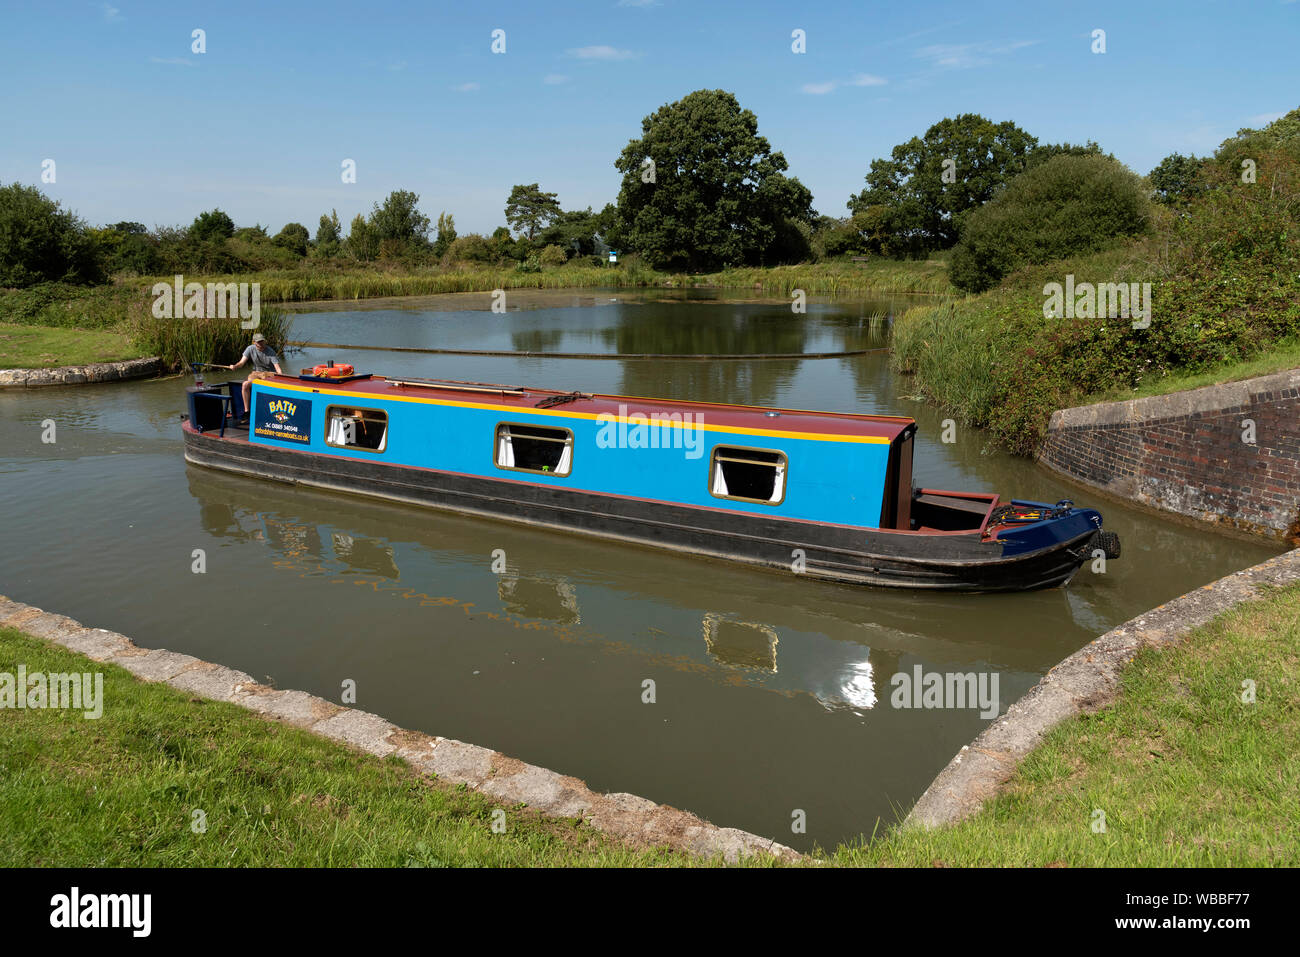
[1037, 369, 1300, 542]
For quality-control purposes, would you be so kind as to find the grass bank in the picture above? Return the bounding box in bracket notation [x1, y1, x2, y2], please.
[836, 582, 1300, 866]
[0, 322, 146, 370]
[892, 155, 1300, 454]
[0, 625, 698, 867]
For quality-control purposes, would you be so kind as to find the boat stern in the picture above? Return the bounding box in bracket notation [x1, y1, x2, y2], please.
[991, 499, 1120, 562]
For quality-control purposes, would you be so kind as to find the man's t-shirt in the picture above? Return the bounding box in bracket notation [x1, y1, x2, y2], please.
[243, 344, 279, 372]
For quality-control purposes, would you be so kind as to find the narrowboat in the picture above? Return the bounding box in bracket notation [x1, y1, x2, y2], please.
[181, 368, 1121, 592]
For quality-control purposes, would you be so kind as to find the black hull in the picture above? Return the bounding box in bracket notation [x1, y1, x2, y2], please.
[183, 428, 1095, 592]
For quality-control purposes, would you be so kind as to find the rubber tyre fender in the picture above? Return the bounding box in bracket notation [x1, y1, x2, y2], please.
[1094, 530, 1121, 560]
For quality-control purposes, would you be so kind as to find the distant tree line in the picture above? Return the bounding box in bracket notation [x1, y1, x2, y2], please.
[3, 94, 1296, 290]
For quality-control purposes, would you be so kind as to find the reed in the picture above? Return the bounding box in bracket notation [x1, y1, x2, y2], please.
[688, 261, 957, 296]
[132, 257, 955, 305]
[123, 299, 293, 371]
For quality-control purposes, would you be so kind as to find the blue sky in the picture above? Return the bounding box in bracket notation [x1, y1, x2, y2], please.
[2, 0, 1296, 236]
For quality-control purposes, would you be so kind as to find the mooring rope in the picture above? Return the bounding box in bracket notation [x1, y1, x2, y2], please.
[287, 340, 888, 361]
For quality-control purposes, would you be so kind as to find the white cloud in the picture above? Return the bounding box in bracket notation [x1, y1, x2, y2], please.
[100, 3, 122, 22]
[566, 45, 638, 60]
[453, 82, 480, 92]
[915, 39, 1038, 70]
[915, 44, 990, 69]
[149, 57, 196, 67]
[802, 73, 888, 95]
[543, 74, 571, 85]
[388, 60, 408, 72]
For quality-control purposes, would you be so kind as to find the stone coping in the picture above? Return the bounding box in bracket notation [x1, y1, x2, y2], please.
[904, 548, 1300, 829]
[0, 596, 797, 864]
[0, 356, 163, 389]
[1048, 367, 1300, 430]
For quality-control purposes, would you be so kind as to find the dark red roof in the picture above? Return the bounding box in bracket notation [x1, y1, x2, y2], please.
[262, 372, 915, 442]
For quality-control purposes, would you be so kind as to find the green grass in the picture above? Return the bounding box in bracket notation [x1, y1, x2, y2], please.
[0, 626, 704, 867]
[835, 583, 1300, 867]
[0, 322, 147, 370]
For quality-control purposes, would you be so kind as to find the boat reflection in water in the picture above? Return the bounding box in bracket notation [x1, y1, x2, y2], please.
[186, 464, 1113, 715]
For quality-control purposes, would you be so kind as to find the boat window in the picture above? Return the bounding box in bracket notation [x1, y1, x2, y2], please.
[495, 423, 573, 476]
[325, 406, 388, 452]
[710, 446, 786, 505]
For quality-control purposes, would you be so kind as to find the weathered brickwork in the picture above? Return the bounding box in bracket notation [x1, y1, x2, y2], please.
[1038, 369, 1300, 542]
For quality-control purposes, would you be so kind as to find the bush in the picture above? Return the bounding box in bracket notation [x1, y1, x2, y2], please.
[1148, 153, 1207, 206]
[538, 244, 567, 266]
[444, 234, 495, 264]
[90, 225, 162, 277]
[272, 223, 310, 257]
[0, 183, 104, 287]
[894, 147, 1300, 454]
[949, 154, 1153, 292]
[190, 209, 235, 242]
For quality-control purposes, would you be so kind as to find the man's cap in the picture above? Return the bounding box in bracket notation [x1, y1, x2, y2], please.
[251, 333, 266, 342]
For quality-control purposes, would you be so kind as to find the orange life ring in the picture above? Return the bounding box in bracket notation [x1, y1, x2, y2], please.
[312, 363, 355, 378]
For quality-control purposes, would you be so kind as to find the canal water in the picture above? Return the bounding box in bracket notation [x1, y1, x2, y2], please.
[0, 288, 1277, 853]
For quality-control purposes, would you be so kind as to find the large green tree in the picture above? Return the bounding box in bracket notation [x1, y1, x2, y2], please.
[505, 184, 562, 242]
[369, 190, 431, 245]
[847, 115, 1047, 256]
[614, 89, 813, 270]
[0, 183, 103, 286]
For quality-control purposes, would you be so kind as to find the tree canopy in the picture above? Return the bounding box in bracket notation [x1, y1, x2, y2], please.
[1148, 153, 1206, 206]
[370, 190, 430, 245]
[847, 114, 1103, 257]
[614, 89, 813, 270]
[190, 208, 235, 242]
[505, 184, 562, 241]
[0, 182, 103, 286]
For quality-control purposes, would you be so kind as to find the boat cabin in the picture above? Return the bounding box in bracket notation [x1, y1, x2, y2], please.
[234, 371, 936, 532]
